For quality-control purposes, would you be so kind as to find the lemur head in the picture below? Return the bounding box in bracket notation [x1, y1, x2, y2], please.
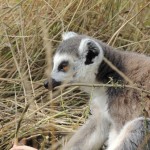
[44, 32, 104, 90]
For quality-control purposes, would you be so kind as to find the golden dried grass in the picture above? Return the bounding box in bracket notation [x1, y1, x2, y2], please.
[0, 0, 150, 149]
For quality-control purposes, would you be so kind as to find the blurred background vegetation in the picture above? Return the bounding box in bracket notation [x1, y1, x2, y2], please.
[0, 0, 150, 149]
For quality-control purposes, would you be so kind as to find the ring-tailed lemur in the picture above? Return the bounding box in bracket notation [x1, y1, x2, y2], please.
[44, 32, 150, 150]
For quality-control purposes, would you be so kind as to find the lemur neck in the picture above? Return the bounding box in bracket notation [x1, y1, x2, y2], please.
[95, 43, 126, 100]
[96, 43, 125, 84]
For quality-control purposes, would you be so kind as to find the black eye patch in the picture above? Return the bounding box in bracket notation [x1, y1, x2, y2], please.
[58, 61, 69, 72]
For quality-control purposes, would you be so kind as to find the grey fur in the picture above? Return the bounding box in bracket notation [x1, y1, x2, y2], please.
[56, 35, 84, 56]
[48, 32, 150, 150]
[108, 117, 150, 150]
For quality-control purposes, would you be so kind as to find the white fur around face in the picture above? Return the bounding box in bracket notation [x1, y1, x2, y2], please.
[62, 32, 78, 41]
[51, 53, 76, 82]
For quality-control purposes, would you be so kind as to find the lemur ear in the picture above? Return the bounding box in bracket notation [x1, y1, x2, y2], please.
[79, 38, 101, 65]
[62, 32, 78, 41]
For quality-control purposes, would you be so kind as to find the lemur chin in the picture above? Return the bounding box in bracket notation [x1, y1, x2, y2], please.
[44, 32, 150, 150]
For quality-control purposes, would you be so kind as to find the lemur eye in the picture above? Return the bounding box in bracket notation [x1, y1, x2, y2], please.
[58, 61, 69, 72]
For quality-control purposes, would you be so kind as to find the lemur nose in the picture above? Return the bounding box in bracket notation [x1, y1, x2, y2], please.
[44, 79, 61, 90]
[52, 79, 61, 89]
[44, 80, 49, 89]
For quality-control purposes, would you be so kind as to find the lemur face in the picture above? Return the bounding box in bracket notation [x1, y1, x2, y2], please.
[44, 32, 104, 90]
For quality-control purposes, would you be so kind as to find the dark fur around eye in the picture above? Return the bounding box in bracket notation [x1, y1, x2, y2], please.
[58, 61, 69, 72]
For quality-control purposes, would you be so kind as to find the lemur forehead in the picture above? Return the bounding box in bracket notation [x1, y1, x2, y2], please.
[53, 53, 74, 66]
[56, 36, 84, 56]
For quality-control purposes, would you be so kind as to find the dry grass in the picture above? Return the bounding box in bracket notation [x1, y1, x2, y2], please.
[0, 0, 150, 149]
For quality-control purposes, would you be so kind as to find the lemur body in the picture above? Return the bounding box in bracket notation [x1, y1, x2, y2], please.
[44, 32, 150, 150]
